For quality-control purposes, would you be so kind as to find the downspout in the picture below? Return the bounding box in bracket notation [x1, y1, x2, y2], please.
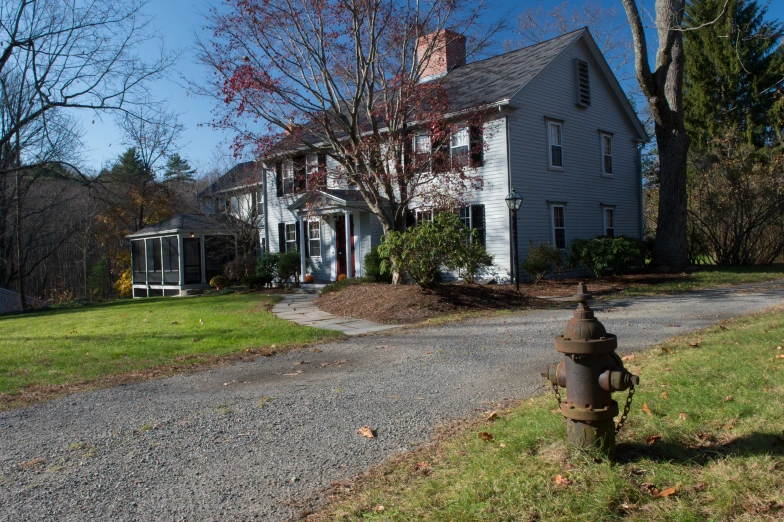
[636, 143, 644, 241]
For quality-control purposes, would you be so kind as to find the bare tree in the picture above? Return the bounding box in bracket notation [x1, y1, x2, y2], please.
[508, 2, 634, 78]
[620, 0, 708, 270]
[0, 0, 176, 173]
[197, 0, 504, 241]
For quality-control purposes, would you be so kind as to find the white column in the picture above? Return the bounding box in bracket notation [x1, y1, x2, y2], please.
[177, 235, 184, 287]
[298, 214, 306, 281]
[354, 213, 362, 277]
[200, 236, 207, 284]
[344, 210, 352, 278]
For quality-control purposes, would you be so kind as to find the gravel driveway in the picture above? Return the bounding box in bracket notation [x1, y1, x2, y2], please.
[2, 283, 783, 521]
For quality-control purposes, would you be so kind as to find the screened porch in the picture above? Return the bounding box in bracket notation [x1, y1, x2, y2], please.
[126, 214, 238, 298]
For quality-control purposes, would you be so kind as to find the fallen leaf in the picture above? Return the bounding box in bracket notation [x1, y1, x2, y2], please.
[171, 321, 179, 325]
[661, 347, 673, 354]
[776, 354, 784, 359]
[191, 338, 201, 342]
[554, 474, 572, 486]
[283, 371, 302, 377]
[373, 505, 385, 513]
[640, 482, 658, 495]
[664, 367, 672, 371]
[425, 351, 432, 355]
[665, 324, 680, 327]
[293, 360, 308, 365]
[312, 348, 322, 353]
[358, 426, 376, 439]
[478, 431, 493, 441]
[499, 442, 506, 448]
[693, 482, 707, 492]
[719, 325, 728, 330]
[646, 435, 662, 445]
[653, 486, 678, 499]
[643, 402, 652, 415]
[724, 395, 734, 402]
[199, 319, 203, 325]
[678, 412, 689, 421]
[778, 346, 783, 350]
[661, 391, 669, 399]
[19, 458, 44, 470]
[621, 354, 635, 362]
[619, 503, 637, 512]
[689, 341, 700, 348]
[486, 411, 499, 422]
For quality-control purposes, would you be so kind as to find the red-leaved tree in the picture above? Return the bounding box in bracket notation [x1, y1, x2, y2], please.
[197, 0, 502, 236]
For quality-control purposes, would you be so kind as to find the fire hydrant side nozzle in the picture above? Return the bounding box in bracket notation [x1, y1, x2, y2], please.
[543, 283, 639, 459]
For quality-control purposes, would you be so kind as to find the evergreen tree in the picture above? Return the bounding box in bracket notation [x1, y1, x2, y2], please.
[684, 0, 784, 149]
[110, 147, 146, 180]
[163, 153, 196, 182]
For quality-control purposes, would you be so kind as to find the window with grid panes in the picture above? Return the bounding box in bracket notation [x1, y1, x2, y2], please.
[285, 223, 297, 251]
[604, 208, 615, 237]
[549, 122, 563, 168]
[308, 221, 321, 257]
[552, 205, 566, 249]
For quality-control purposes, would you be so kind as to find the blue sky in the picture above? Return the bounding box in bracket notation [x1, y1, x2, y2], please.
[76, 0, 784, 176]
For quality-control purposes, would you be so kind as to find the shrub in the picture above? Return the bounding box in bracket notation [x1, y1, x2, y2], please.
[256, 253, 280, 283]
[209, 275, 231, 288]
[223, 256, 257, 281]
[276, 250, 301, 285]
[568, 236, 643, 278]
[364, 246, 391, 283]
[521, 241, 563, 285]
[378, 212, 493, 288]
[114, 268, 132, 299]
[241, 274, 272, 289]
[88, 258, 113, 300]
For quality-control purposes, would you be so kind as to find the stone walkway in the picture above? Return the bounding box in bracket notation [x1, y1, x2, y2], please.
[271, 293, 400, 335]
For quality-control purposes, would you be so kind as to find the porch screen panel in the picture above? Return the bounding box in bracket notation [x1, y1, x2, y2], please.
[182, 238, 202, 284]
[131, 240, 146, 283]
[205, 235, 236, 283]
[162, 236, 180, 284]
[146, 238, 162, 283]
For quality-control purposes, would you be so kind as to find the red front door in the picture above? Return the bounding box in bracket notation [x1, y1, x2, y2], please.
[335, 215, 355, 278]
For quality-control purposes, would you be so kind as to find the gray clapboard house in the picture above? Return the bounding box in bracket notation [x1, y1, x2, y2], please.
[201, 28, 647, 284]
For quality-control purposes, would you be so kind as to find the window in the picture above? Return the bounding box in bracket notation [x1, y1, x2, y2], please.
[548, 122, 563, 168]
[286, 223, 297, 251]
[282, 160, 295, 194]
[256, 190, 264, 216]
[260, 237, 267, 255]
[145, 237, 162, 283]
[458, 205, 486, 245]
[604, 208, 615, 237]
[413, 134, 431, 156]
[450, 127, 470, 163]
[162, 236, 179, 284]
[308, 221, 321, 257]
[551, 205, 566, 249]
[415, 210, 433, 224]
[574, 58, 591, 107]
[601, 134, 613, 175]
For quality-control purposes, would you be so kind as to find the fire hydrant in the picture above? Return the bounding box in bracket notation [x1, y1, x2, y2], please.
[543, 283, 639, 459]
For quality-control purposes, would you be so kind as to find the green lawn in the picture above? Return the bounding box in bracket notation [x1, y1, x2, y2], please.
[620, 264, 784, 296]
[0, 294, 341, 404]
[322, 307, 784, 521]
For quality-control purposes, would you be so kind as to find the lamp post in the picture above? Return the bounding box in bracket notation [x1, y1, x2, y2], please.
[505, 188, 524, 291]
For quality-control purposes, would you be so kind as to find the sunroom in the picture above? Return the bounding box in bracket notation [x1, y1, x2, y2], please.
[126, 214, 238, 298]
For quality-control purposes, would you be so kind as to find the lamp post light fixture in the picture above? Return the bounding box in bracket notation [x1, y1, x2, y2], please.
[505, 188, 524, 291]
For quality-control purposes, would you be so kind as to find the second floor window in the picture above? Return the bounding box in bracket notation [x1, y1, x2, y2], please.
[450, 128, 470, 163]
[601, 134, 613, 175]
[283, 161, 295, 194]
[549, 121, 563, 168]
[256, 190, 264, 217]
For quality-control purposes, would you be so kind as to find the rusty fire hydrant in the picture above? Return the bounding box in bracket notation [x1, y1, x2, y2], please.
[543, 283, 639, 459]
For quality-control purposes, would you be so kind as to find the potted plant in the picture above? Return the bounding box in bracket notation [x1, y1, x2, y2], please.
[209, 275, 231, 291]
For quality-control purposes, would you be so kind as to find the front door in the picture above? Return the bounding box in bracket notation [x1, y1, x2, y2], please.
[334, 215, 355, 278]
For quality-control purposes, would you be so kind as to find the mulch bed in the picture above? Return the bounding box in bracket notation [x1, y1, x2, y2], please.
[314, 273, 688, 324]
[315, 283, 553, 324]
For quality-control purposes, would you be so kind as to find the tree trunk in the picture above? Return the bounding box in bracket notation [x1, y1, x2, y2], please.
[654, 124, 690, 270]
[15, 172, 27, 309]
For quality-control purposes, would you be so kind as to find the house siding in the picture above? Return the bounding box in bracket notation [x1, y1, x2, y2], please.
[507, 38, 642, 266]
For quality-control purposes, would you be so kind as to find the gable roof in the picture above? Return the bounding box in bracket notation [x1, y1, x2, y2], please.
[126, 213, 239, 239]
[199, 161, 261, 197]
[440, 29, 584, 113]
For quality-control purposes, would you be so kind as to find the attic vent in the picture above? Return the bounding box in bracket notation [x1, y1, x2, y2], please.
[574, 59, 591, 107]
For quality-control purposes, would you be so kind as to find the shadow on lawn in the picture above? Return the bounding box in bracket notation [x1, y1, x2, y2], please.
[616, 431, 784, 465]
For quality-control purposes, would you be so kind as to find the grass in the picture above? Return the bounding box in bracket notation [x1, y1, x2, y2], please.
[619, 264, 784, 296]
[317, 307, 784, 521]
[0, 293, 341, 406]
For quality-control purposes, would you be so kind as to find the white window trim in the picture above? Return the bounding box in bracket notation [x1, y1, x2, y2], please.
[602, 207, 615, 237]
[450, 127, 470, 163]
[547, 120, 563, 170]
[308, 220, 322, 259]
[415, 209, 433, 224]
[285, 223, 297, 251]
[549, 204, 566, 249]
[282, 160, 295, 195]
[600, 133, 613, 177]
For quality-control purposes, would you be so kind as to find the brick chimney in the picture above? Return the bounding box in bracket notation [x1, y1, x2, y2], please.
[416, 29, 466, 82]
